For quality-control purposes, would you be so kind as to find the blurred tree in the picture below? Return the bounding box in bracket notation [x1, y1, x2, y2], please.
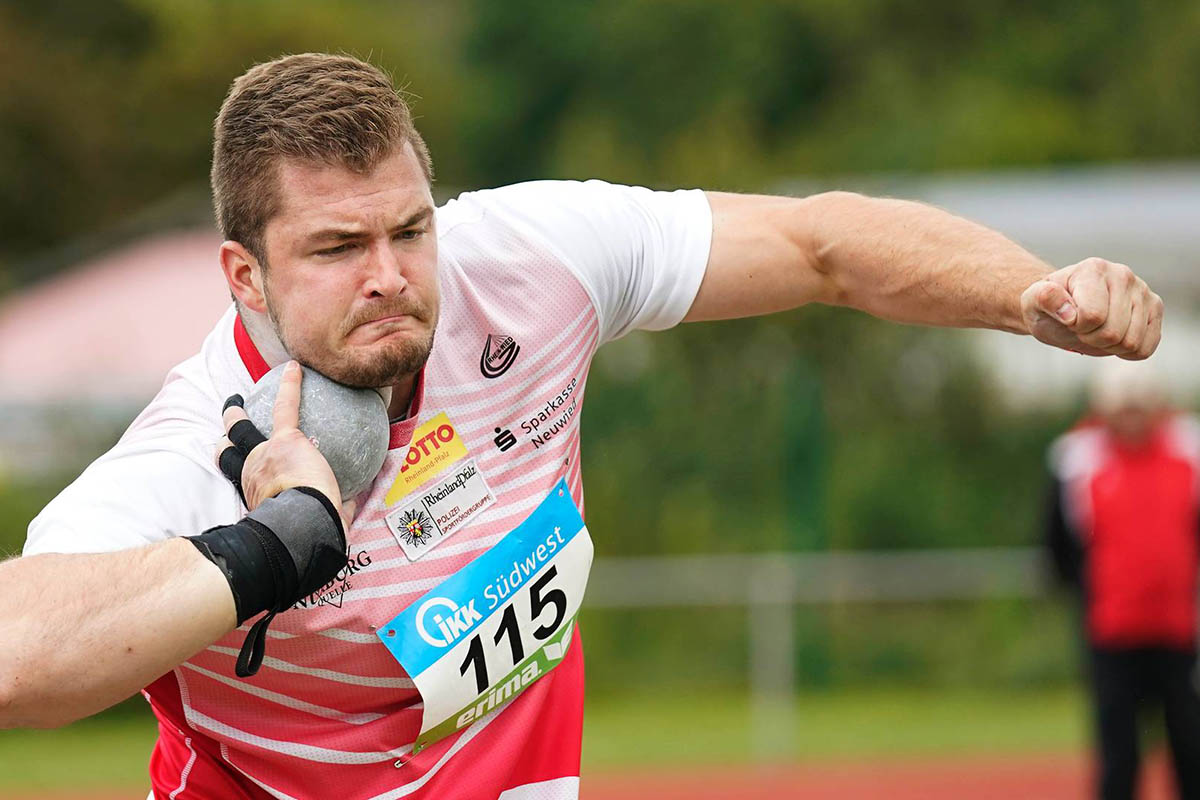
[5, 0, 1200, 278]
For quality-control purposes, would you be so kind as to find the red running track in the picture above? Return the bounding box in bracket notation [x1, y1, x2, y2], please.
[583, 751, 1175, 800]
[6, 750, 1177, 800]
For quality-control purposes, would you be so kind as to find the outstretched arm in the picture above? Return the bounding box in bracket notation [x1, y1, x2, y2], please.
[686, 191, 1162, 359]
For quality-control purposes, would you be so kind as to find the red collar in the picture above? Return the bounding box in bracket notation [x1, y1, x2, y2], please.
[233, 314, 272, 382]
[234, 313, 424, 451]
[389, 370, 425, 450]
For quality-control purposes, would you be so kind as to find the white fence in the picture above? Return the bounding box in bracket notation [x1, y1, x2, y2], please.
[584, 547, 1049, 757]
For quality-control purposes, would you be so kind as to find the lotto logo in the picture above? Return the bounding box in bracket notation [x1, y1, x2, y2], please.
[385, 412, 469, 506]
[400, 422, 457, 473]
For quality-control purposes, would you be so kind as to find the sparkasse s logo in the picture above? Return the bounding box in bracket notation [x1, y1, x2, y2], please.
[480, 334, 520, 379]
[493, 426, 517, 452]
[415, 596, 483, 647]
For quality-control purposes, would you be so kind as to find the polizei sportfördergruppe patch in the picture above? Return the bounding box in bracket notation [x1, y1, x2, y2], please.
[384, 458, 496, 560]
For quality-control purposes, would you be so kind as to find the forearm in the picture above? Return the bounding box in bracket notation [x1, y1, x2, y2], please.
[807, 191, 1049, 333]
[0, 538, 235, 728]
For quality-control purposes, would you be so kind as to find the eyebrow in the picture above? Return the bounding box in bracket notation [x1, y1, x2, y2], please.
[302, 206, 435, 246]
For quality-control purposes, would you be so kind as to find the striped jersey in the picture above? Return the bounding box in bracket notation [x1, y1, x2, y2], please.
[25, 180, 712, 800]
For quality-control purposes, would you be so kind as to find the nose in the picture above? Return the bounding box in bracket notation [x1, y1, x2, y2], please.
[362, 240, 407, 298]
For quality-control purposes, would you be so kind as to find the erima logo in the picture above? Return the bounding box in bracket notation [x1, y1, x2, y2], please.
[480, 334, 520, 379]
[415, 596, 483, 648]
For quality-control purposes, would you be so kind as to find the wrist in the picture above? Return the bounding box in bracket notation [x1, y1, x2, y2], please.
[187, 486, 348, 676]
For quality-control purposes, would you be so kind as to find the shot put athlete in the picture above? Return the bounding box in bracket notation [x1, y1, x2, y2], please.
[0, 53, 1163, 800]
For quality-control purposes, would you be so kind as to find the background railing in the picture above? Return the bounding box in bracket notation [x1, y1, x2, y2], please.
[585, 547, 1048, 757]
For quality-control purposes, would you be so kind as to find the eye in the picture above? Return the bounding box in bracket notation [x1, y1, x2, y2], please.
[315, 243, 355, 256]
[395, 226, 428, 242]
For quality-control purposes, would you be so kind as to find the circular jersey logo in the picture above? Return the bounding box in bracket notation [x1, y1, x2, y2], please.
[415, 597, 462, 648]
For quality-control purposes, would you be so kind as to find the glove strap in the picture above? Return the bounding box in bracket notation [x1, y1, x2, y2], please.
[236, 611, 278, 678]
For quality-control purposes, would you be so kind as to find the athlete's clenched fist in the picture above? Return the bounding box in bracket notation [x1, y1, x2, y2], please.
[1021, 257, 1163, 359]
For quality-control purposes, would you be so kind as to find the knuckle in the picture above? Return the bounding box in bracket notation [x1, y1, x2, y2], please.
[1091, 326, 1124, 348]
[1076, 307, 1105, 329]
[1037, 283, 1060, 304]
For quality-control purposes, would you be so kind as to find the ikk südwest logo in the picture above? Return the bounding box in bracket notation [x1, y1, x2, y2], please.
[480, 334, 520, 379]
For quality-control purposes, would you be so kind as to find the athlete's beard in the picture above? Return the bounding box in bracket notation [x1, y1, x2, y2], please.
[264, 285, 437, 390]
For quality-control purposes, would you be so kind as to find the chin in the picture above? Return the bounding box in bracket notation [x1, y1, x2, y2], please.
[315, 333, 435, 389]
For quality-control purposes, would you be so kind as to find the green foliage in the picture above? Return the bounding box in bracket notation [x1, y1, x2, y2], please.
[4, 0, 1200, 276]
[582, 319, 1078, 557]
[0, 479, 62, 558]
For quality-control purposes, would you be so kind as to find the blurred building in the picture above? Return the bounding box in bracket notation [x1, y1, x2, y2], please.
[0, 229, 228, 477]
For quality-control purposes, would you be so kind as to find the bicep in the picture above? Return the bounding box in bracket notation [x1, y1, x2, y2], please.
[683, 191, 837, 323]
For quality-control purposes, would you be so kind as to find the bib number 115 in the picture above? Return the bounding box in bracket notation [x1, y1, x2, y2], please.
[459, 566, 566, 693]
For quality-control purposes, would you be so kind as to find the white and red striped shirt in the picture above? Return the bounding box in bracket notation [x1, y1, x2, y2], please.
[25, 180, 712, 799]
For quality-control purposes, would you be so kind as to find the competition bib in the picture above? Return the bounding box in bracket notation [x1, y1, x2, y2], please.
[378, 478, 593, 755]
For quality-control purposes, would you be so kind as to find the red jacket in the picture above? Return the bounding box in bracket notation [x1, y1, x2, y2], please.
[1047, 414, 1200, 649]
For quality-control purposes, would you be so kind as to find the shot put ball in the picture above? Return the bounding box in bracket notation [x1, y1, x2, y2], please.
[243, 363, 390, 500]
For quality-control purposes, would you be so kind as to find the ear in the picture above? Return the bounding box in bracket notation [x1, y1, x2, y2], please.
[219, 241, 267, 313]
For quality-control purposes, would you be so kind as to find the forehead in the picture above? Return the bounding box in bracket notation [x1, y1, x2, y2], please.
[271, 143, 432, 234]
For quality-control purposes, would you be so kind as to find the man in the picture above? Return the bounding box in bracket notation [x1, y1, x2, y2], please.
[0, 53, 1162, 800]
[1047, 362, 1200, 800]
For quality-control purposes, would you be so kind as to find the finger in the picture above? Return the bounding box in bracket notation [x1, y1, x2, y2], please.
[1082, 266, 1135, 351]
[223, 394, 245, 413]
[218, 442, 247, 485]
[214, 434, 234, 467]
[222, 402, 249, 432]
[273, 360, 303, 432]
[341, 499, 358, 525]
[1123, 294, 1163, 360]
[228, 418, 267, 454]
[1141, 295, 1164, 358]
[1116, 293, 1147, 357]
[1031, 280, 1078, 325]
[1066, 265, 1111, 334]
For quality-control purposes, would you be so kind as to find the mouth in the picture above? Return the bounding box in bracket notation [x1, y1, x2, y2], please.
[363, 314, 412, 327]
[352, 313, 419, 331]
[346, 313, 425, 345]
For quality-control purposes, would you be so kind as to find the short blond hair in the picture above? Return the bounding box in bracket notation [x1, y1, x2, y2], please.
[211, 53, 433, 261]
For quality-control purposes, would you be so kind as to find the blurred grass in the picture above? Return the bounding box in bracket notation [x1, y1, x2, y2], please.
[583, 688, 1088, 770]
[0, 688, 1087, 791]
[0, 705, 158, 791]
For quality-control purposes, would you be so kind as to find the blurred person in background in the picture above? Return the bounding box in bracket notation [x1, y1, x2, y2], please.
[1046, 361, 1200, 800]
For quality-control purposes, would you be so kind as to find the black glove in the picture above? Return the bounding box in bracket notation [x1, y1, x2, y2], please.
[217, 393, 266, 508]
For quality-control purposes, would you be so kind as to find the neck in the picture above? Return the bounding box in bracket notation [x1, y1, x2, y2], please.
[387, 373, 417, 420]
[239, 307, 291, 368]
